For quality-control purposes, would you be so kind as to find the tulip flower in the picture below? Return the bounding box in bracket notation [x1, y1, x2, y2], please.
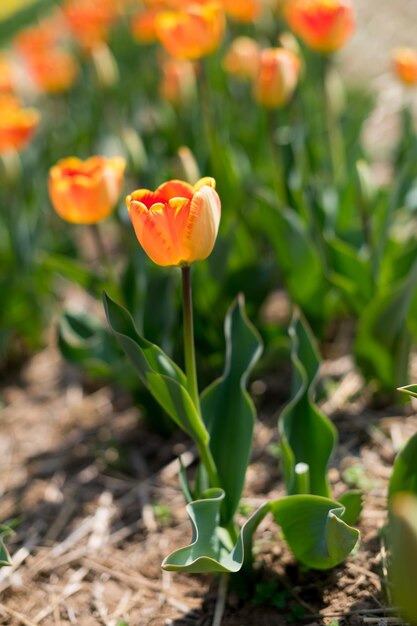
[160, 57, 196, 105]
[63, 0, 119, 51]
[393, 47, 417, 86]
[26, 49, 78, 94]
[131, 8, 160, 43]
[126, 177, 221, 266]
[155, 2, 225, 60]
[0, 55, 14, 94]
[223, 36, 261, 80]
[254, 47, 301, 108]
[0, 96, 40, 154]
[285, 0, 355, 54]
[48, 156, 126, 224]
[223, 0, 261, 22]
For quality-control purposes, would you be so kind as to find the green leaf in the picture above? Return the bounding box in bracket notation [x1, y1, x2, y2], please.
[256, 192, 325, 317]
[0, 0, 59, 42]
[388, 494, 417, 625]
[0, 526, 12, 567]
[104, 293, 209, 445]
[355, 258, 417, 389]
[388, 432, 417, 502]
[270, 495, 359, 570]
[58, 310, 127, 380]
[279, 310, 336, 497]
[338, 490, 363, 525]
[162, 491, 359, 573]
[398, 384, 417, 400]
[326, 236, 373, 313]
[201, 295, 263, 525]
[103, 292, 186, 386]
[162, 489, 269, 573]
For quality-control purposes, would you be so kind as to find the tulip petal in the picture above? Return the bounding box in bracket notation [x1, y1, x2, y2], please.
[183, 186, 221, 262]
[157, 179, 194, 201]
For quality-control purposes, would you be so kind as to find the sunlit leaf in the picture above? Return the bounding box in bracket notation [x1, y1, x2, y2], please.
[201, 295, 263, 525]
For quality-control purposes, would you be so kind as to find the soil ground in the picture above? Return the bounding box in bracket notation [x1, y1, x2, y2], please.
[2, 2, 417, 625]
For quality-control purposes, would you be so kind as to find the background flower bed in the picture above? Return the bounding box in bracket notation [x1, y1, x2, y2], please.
[1, 0, 417, 624]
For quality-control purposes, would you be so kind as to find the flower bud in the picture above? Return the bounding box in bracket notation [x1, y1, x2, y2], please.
[223, 36, 261, 80]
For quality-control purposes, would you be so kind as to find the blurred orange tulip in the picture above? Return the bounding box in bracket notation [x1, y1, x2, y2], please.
[26, 50, 78, 94]
[49, 156, 126, 224]
[14, 21, 62, 59]
[160, 57, 196, 105]
[127, 177, 221, 266]
[254, 47, 300, 108]
[223, 36, 261, 80]
[155, 3, 225, 60]
[393, 47, 417, 86]
[285, 0, 355, 54]
[63, 0, 119, 50]
[131, 8, 160, 43]
[223, 0, 261, 22]
[0, 96, 39, 153]
[0, 56, 14, 94]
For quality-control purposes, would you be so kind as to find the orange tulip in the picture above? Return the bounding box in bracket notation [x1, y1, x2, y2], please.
[285, 0, 355, 54]
[131, 8, 160, 43]
[0, 96, 40, 153]
[155, 3, 225, 60]
[127, 177, 221, 266]
[49, 156, 126, 224]
[26, 49, 78, 94]
[223, 36, 261, 80]
[160, 57, 196, 105]
[0, 55, 14, 94]
[254, 47, 300, 108]
[223, 0, 261, 22]
[63, 0, 119, 50]
[14, 21, 62, 59]
[393, 47, 417, 86]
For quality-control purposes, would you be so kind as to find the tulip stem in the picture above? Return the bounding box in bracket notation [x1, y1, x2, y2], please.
[181, 265, 221, 489]
[181, 266, 200, 412]
[267, 110, 289, 207]
[89, 223, 120, 294]
[321, 56, 346, 185]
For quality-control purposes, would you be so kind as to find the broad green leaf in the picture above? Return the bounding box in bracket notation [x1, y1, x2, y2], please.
[201, 295, 263, 525]
[103, 292, 186, 386]
[388, 494, 417, 625]
[279, 310, 336, 497]
[146, 373, 208, 444]
[270, 495, 360, 570]
[104, 293, 209, 444]
[162, 489, 269, 573]
[338, 490, 363, 525]
[162, 491, 359, 573]
[388, 432, 417, 502]
[355, 258, 417, 389]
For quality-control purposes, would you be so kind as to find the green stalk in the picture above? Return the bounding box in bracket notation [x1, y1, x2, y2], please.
[267, 109, 289, 207]
[181, 265, 221, 489]
[89, 222, 121, 299]
[321, 55, 346, 185]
